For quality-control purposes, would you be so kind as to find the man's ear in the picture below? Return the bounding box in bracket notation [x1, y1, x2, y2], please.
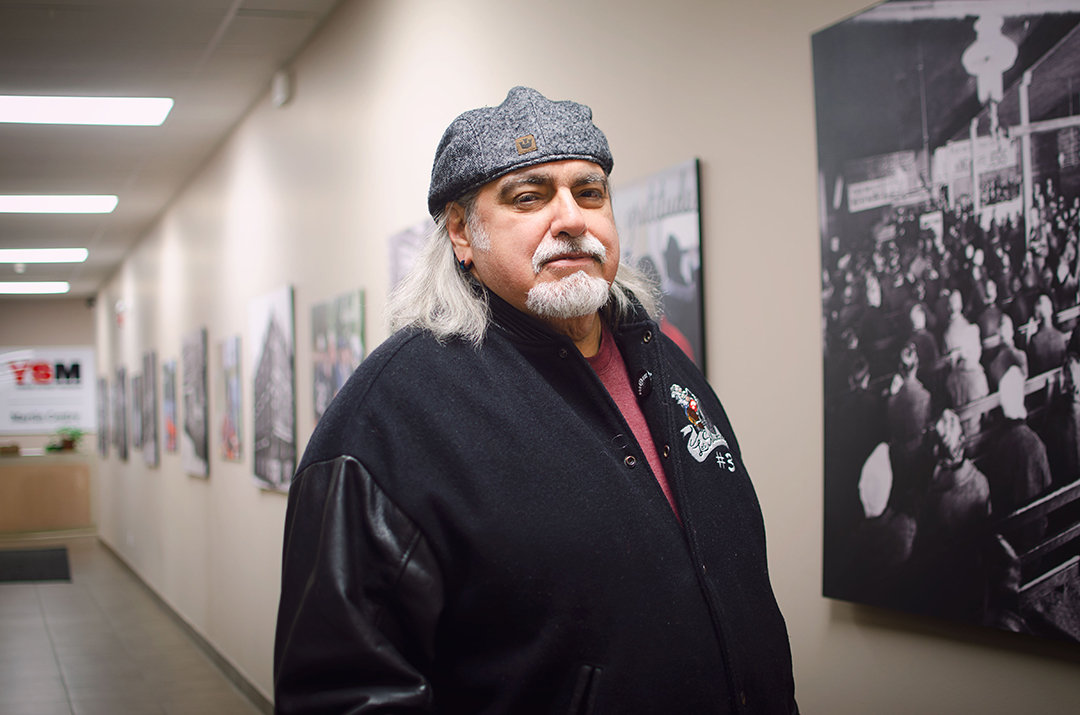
[446, 203, 473, 266]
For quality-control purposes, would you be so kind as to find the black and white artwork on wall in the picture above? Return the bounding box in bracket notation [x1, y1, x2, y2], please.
[612, 158, 705, 369]
[816, 0, 1080, 643]
[142, 350, 158, 467]
[249, 285, 295, 492]
[114, 367, 127, 462]
[131, 374, 143, 450]
[181, 328, 209, 478]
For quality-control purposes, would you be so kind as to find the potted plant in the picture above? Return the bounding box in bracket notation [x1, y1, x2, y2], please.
[47, 427, 85, 452]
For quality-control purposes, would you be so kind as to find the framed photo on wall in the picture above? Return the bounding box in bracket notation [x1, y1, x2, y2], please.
[181, 327, 209, 478]
[249, 285, 296, 492]
[815, 2, 1080, 644]
[387, 219, 433, 293]
[97, 376, 108, 458]
[162, 359, 178, 453]
[612, 158, 705, 370]
[312, 289, 365, 424]
[142, 350, 158, 467]
[114, 367, 127, 462]
[131, 374, 143, 450]
[218, 336, 242, 462]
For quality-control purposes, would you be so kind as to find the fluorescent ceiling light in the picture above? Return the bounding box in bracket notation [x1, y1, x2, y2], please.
[0, 96, 173, 126]
[0, 196, 117, 213]
[0, 281, 70, 295]
[0, 248, 88, 263]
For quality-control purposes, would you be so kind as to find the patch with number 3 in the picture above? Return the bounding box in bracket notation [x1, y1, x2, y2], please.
[670, 383, 732, 466]
[716, 451, 736, 472]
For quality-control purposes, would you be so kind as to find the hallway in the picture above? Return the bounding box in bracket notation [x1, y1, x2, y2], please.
[0, 536, 265, 715]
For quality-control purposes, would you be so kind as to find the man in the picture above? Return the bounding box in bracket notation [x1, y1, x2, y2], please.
[987, 313, 1028, 392]
[916, 408, 991, 548]
[824, 355, 884, 596]
[975, 279, 1003, 356]
[886, 342, 933, 513]
[887, 343, 932, 455]
[858, 272, 892, 378]
[945, 323, 989, 415]
[940, 288, 973, 358]
[1027, 293, 1067, 375]
[906, 302, 940, 395]
[911, 408, 991, 620]
[987, 366, 1052, 550]
[274, 87, 797, 714]
[1044, 352, 1080, 484]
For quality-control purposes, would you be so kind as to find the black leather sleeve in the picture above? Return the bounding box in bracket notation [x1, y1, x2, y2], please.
[274, 456, 444, 714]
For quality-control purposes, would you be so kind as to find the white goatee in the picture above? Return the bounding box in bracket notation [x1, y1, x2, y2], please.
[525, 270, 610, 319]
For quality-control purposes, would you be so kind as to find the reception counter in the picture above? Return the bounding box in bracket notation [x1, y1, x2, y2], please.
[0, 453, 93, 533]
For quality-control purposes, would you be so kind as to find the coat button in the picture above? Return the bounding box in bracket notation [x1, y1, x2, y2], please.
[740, 691, 747, 706]
[558, 348, 568, 358]
[662, 445, 670, 458]
[624, 455, 637, 468]
[642, 330, 652, 343]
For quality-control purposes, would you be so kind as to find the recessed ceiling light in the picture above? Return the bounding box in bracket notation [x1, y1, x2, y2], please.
[0, 248, 88, 263]
[0, 96, 174, 126]
[0, 196, 117, 213]
[0, 281, 70, 295]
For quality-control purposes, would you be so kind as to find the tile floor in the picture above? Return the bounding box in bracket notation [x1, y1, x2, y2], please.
[0, 536, 264, 715]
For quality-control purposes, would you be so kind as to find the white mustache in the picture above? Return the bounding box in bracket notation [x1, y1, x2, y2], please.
[531, 235, 607, 275]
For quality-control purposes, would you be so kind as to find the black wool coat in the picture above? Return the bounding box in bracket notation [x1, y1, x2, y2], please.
[274, 295, 797, 715]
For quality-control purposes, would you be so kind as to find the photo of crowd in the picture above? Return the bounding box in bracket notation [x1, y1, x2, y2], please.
[816, 1, 1080, 643]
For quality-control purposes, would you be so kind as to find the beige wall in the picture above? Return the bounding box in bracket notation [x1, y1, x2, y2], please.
[94, 0, 1080, 708]
[0, 297, 96, 346]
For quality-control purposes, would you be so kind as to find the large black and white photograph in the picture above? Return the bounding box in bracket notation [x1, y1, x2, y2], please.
[612, 158, 705, 368]
[142, 350, 158, 467]
[249, 285, 296, 492]
[816, 0, 1080, 643]
[181, 327, 209, 478]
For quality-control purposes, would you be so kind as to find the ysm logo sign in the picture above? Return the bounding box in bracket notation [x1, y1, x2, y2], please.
[7, 360, 82, 386]
[0, 347, 96, 433]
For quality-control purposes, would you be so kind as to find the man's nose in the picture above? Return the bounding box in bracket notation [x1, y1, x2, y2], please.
[550, 188, 587, 239]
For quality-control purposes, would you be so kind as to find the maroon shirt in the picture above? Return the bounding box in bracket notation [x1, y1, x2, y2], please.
[587, 326, 678, 517]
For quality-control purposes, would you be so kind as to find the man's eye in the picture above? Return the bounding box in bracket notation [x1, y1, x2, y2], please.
[515, 193, 541, 205]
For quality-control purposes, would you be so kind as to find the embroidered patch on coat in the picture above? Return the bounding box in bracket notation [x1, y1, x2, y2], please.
[670, 384, 732, 466]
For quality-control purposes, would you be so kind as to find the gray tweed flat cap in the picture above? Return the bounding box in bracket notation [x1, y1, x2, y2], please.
[427, 86, 613, 217]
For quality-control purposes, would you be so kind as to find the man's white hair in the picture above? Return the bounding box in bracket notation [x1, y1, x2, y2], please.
[386, 197, 662, 345]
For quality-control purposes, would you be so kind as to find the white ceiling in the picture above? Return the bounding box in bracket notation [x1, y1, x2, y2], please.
[0, 0, 341, 300]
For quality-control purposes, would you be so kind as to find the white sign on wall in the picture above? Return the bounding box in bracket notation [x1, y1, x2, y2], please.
[0, 346, 97, 434]
[931, 136, 1019, 184]
[844, 150, 922, 213]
